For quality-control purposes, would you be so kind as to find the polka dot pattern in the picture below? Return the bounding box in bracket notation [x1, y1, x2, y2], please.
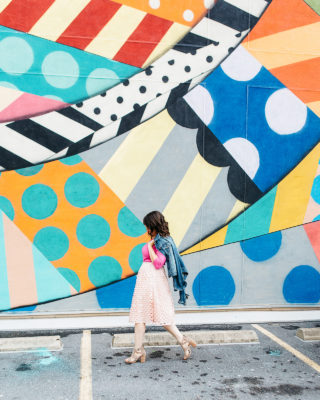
[22, 184, 57, 219]
[88, 256, 122, 287]
[283, 265, 320, 303]
[0, 26, 139, 105]
[76, 214, 110, 249]
[240, 231, 282, 262]
[33, 226, 69, 261]
[118, 207, 147, 237]
[64, 172, 100, 208]
[0, 196, 15, 220]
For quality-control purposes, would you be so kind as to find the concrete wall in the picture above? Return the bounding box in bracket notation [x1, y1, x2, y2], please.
[0, 0, 319, 314]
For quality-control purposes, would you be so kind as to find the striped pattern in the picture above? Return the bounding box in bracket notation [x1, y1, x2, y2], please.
[0, 0, 199, 68]
[243, 0, 320, 117]
[84, 110, 259, 250]
[182, 143, 320, 255]
[0, 211, 76, 311]
[0, 0, 270, 171]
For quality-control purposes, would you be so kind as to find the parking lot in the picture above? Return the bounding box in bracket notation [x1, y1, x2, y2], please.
[0, 321, 320, 400]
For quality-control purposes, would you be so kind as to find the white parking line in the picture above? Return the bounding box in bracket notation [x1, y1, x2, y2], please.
[252, 324, 320, 374]
[79, 330, 92, 400]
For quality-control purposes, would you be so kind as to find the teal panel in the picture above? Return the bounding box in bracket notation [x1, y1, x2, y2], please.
[0, 213, 10, 310]
[32, 246, 71, 303]
[225, 186, 278, 244]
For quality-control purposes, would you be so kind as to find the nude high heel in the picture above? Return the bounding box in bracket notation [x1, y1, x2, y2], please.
[180, 335, 197, 360]
[124, 346, 146, 364]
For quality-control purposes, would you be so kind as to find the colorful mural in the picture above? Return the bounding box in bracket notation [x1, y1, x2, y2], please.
[0, 0, 320, 314]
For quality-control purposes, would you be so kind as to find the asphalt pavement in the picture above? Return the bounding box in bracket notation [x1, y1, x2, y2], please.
[0, 321, 320, 400]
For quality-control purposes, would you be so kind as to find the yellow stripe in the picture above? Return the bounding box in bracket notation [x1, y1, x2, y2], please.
[163, 154, 221, 247]
[270, 144, 320, 232]
[142, 23, 189, 68]
[29, 0, 91, 41]
[79, 330, 92, 400]
[307, 101, 320, 117]
[85, 5, 146, 59]
[0, 86, 22, 112]
[181, 225, 227, 255]
[226, 200, 249, 223]
[0, 0, 12, 13]
[244, 22, 320, 69]
[99, 110, 174, 202]
[252, 324, 320, 374]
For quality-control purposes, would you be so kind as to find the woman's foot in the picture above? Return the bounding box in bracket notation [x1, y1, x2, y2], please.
[124, 346, 146, 364]
[179, 335, 197, 360]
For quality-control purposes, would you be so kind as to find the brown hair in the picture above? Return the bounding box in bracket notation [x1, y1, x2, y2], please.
[143, 211, 170, 237]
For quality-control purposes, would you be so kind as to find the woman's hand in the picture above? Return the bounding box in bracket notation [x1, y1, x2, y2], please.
[148, 239, 155, 246]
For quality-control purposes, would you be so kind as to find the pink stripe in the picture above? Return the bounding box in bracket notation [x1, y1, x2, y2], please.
[3, 213, 38, 308]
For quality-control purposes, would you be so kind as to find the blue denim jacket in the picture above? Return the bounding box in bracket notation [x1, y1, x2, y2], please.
[154, 233, 189, 305]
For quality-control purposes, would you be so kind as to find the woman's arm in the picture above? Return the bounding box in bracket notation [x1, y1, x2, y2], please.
[148, 240, 166, 269]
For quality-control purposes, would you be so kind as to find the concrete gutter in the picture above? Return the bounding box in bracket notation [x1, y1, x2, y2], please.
[0, 336, 62, 352]
[296, 328, 320, 341]
[112, 329, 259, 348]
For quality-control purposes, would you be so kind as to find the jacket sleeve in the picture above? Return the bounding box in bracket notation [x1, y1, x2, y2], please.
[152, 245, 166, 269]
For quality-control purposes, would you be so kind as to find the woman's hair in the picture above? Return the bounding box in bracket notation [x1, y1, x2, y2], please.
[143, 211, 170, 237]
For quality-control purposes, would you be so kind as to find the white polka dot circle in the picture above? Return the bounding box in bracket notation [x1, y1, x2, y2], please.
[183, 9, 194, 22]
[149, 0, 160, 9]
[204, 0, 215, 9]
[224, 138, 260, 179]
[184, 85, 214, 125]
[221, 46, 262, 82]
[265, 88, 308, 135]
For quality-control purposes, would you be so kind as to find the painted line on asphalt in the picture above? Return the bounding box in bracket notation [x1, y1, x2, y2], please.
[252, 324, 320, 374]
[79, 330, 92, 400]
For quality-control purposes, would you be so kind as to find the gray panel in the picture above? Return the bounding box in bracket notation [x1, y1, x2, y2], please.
[126, 123, 199, 220]
[179, 166, 237, 252]
[80, 130, 130, 174]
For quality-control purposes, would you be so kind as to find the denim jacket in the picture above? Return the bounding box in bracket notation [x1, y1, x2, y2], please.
[154, 233, 189, 305]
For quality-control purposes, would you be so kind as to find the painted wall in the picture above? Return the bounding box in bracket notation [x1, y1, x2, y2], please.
[0, 0, 319, 315]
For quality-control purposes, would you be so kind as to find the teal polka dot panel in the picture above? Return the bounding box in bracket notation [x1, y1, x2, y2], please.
[33, 226, 69, 261]
[64, 172, 100, 208]
[22, 184, 57, 219]
[0, 25, 140, 103]
[118, 207, 147, 237]
[76, 214, 111, 249]
[88, 256, 122, 287]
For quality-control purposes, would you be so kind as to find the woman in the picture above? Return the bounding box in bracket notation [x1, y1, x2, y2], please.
[125, 210, 196, 364]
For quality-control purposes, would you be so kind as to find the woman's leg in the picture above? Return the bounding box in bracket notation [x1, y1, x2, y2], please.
[163, 324, 184, 344]
[134, 322, 146, 349]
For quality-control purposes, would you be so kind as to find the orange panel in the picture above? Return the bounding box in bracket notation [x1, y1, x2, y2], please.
[111, 0, 208, 26]
[0, 159, 149, 293]
[247, 0, 319, 41]
[270, 57, 320, 104]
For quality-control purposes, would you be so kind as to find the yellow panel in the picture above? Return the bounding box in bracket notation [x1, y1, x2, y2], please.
[0, 86, 22, 111]
[307, 101, 320, 117]
[244, 22, 320, 69]
[163, 154, 221, 247]
[181, 225, 228, 255]
[85, 5, 146, 59]
[29, 0, 91, 41]
[0, 0, 12, 13]
[270, 144, 320, 232]
[99, 110, 175, 202]
[142, 23, 189, 68]
[226, 200, 249, 223]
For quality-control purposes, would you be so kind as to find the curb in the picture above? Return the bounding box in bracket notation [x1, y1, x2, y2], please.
[296, 328, 320, 341]
[112, 329, 259, 347]
[0, 335, 62, 352]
